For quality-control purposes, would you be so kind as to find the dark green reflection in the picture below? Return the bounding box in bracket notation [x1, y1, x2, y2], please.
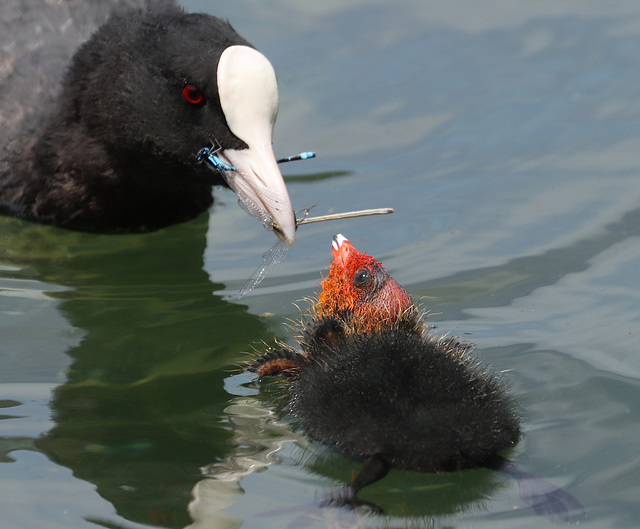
[1, 214, 271, 528]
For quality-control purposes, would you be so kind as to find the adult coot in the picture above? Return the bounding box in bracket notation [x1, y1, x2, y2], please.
[250, 234, 584, 520]
[0, 0, 296, 242]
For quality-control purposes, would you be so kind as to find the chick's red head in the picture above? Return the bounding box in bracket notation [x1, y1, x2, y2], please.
[316, 234, 414, 332]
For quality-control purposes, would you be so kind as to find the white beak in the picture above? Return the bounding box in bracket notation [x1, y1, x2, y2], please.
[217, 45, 296, 246]
[220, 146, 296, 246]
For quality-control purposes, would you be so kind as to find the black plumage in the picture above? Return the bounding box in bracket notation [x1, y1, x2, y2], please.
[255, 314, 519, 475]
[0, 1, 295, 240]
[250, 234, 584, 520]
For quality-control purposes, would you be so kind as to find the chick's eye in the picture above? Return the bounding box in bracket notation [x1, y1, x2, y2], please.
[353, 268, 372, 288]
[182, 84, 205, 106]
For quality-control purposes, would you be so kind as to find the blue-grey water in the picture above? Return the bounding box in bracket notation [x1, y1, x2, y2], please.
[2, 1, 640, 528]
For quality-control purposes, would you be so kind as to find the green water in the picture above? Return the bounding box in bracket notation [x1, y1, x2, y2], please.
[2, 1, 640, 528]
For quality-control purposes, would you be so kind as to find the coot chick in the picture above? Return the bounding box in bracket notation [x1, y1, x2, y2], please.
[0, 2, 296, 241]
[251, 234, 584, 520]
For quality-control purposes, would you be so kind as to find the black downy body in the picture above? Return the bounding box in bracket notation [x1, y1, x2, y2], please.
[251, 235, 584, 521]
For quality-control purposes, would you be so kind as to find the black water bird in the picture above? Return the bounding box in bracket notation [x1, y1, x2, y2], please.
[250, 234, 584, 521]
[0, 0, 295, 242]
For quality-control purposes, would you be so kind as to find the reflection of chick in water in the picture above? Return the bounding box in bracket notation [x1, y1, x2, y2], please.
[189, 384, 520, 526]
[188, 392, 306, 529]
[250, 234, 584, 520]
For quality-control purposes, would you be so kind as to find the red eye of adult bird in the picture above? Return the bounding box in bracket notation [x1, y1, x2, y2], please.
[316, 234, 413, 333]
[182, 84, 205, 105]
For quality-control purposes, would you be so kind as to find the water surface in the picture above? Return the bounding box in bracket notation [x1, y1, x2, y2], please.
[2, 1, 640, 528]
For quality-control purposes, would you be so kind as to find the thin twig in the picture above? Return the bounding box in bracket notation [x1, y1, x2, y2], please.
[296, 208, 394, 225]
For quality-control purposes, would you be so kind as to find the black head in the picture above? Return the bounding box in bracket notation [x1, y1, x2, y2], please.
[57, 7, 295, 241]
[65, 10, 237, 156]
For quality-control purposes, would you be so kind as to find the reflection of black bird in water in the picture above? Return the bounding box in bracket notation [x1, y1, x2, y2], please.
[251, 234, 584, 521]
[0, 0, 295, 242]
[22, 216, 272, 527]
